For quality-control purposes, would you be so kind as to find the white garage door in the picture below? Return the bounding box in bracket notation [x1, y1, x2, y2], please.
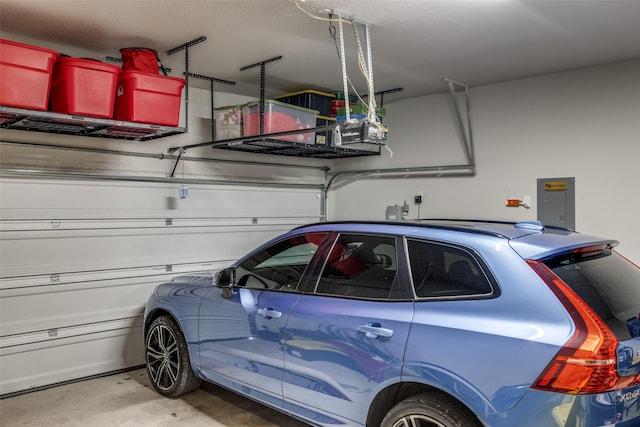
[0, 176, 322, 395]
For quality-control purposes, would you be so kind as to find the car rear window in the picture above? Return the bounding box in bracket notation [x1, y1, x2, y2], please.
[543, 248, 640, 341]
[315, 234, 398, 299]
[406, 239, 494, 298]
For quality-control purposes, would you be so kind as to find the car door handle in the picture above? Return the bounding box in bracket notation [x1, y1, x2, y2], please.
[257, 308, 282, 319]
[358, 323, 393, 339]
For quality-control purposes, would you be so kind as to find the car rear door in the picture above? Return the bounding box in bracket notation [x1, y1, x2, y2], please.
[282, 233, 414, 425]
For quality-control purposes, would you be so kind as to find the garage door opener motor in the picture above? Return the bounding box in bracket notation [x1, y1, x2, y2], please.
[334, 119, 387, 145]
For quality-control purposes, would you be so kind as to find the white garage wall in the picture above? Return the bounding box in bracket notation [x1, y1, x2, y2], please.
[329, 59, 640, 264]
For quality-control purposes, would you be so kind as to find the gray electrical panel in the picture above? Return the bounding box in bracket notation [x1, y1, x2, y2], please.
[537, 177, 575, 230]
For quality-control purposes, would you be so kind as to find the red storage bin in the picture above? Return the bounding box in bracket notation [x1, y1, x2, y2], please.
[0, 38, 59, 110]
[114, 71, 185, 126]
[330, 100, 356, 116]
[50, 57, 121, 118]
[242, 100, 317, 144]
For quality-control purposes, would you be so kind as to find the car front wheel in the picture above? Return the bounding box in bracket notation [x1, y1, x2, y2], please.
[145, 315, 201, 397]
[381, 393, 480, 427]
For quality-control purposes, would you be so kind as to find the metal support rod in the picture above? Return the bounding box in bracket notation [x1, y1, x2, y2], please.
[240, 56, 283, 135]
[326, 164, 476, 190]
[445, 78, 474, 165]
[169, 149, 185, 178]
[165, 36, 207, 133]
[464, 85, 473, 165]
[183, 47, 189, 132]
[365, 23, 374, 98]
[260, 63, 265, 134]
[359, 22, 376, 113]
[322, 164, 476, 215]
[0, 140, 329, 171]
[1, 168, 325, 190]
[210, 80, 215, 141]
[352, 21, 366, 76]
[351, 20, 376, 118]
[337, 15, 350, 122]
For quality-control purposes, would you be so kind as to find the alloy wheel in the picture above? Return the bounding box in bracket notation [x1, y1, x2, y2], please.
[146, 323, 179, 391]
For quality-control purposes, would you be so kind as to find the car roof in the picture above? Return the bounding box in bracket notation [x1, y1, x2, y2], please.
[292, 219, 618, 260]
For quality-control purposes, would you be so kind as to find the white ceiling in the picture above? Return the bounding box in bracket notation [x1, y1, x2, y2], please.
[2, 0, 640, 104]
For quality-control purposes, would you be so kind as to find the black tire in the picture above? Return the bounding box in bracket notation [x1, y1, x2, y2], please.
[145, 315, 201, 397]
[381, 393, 480, 427]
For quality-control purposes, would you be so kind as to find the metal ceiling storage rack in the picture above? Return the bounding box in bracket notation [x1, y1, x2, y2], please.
[169, 54, 382, 162]
[0, 106, 184, 141]
[0, 37, 208, 142]
[1, 29, 388, 159]
[167, 12, 399, 164]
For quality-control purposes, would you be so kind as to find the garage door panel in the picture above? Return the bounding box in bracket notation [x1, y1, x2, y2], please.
[0, 179, 322, 220]
[0, 225, 290, 277]
[1, 277, 155, 336]
[0, 323, 144, 395]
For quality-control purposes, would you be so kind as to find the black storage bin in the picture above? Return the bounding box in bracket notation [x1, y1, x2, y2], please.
[275, 90, 336, 117]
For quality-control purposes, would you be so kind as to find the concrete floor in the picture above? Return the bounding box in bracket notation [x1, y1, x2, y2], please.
[0, 368, 309, 426]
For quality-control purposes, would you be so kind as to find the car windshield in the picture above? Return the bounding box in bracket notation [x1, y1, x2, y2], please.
[543, 248, 640, 341]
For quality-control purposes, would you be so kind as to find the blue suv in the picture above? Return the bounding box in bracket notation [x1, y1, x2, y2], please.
[143, 220, 640, 426]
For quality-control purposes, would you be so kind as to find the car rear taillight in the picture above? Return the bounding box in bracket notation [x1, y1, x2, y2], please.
[527, 260, 640, 394]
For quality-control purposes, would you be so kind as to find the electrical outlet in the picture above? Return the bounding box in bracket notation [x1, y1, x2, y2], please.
[415, 195, 423, 204]
[506, 199, 520, 207]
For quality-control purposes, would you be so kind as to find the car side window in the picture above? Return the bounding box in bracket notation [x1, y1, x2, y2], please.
[407, 239, 493, 298]
[315, 234, 398, 299]
[235, 233, 328, 291]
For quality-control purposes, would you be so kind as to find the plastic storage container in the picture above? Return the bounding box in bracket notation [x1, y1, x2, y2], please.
[213, 105, 243, 140]
[242, 100, 318, 144]
[275, 89, 335, 117]
[330, 100, 356, 116]
[114, 70, 185, 126]
[50, 57, 121, 118]
[336, 104, 368, 117]
[0, 38, 59, 111]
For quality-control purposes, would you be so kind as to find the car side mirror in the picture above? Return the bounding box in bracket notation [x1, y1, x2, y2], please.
[214, 268, 235, 288]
